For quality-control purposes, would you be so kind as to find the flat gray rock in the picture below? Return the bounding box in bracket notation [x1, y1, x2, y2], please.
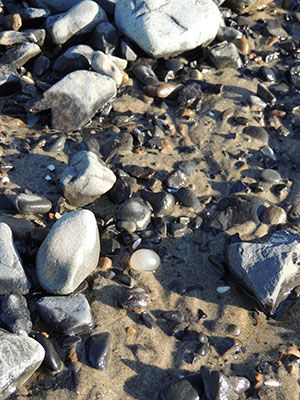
[1, 43, 41, 69]
[60, 150, 116, 207]
[36, 294, 94, 335]
[227, 230, 300, 315]
[46, 0, 107, 45]
[115, 0, 221, 58]
[0, 332, 45, 399]
[0, 223, 31, 295]
[30, 70, 117, 131]
[37, 210, 100, 294]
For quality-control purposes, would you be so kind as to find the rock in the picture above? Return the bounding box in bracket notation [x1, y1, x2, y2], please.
[30, 70, 117, 131]
[12, 193, 52, 215]
[91, 51, 123, 86]
[33, 55, 50, 76]
[46, 0, 107, 45]
[225, 0, 273, 13]
[90, 22, 119, 53]
[175, 187, 200, 209]
[0, 223, 30, 295]
[36, 294, 93, 335]
[37, 210, 100, 295]
[141, 190, 175, 217]
[120, 41, 137, 61]
[0, 63, 21, 96]
[34, 333, 64, 373]
[53, 45, 93, 74]
[0, 215, 34, 240]
[0, 332, 45, 399]
[43, 136, 66, 153]
[0, 30, 43, 46]
[290, 64, 300, 89]
[98, 0, 117, 13]
[257, 82, 276, 105]
[132, 64, 159, 85]
[209, 41, 243, 69]
[117, 198, 152, 232]
[86, 332, 111, 371]
[19, 7, 50, 20]
[1, 43, 41, 69]
[118, 286, 151, 310]
[30, 0, 82, 13]
[60, 150, 116, 207]
[160, 376, 200, 400]
[139, 311, 157, 329]
[129, 249, 161, 272]
[261, 169, 282, 183]
[115, 0, 221, 58]
[227, 230, 300, 315]
[243, 126, 269, 144]
[0, 294, 32, 335]
[165, 170, 188, 189]
[177, 82, 202, 109]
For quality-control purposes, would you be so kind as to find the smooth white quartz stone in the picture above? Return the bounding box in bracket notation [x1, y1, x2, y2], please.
[129, 249, 160, 272]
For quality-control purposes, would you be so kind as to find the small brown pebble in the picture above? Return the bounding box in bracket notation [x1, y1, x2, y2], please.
[181, 108, 194, 118]
[271, 109, 286, 117]
[126, 326, 137, 336]
[267, 36, 278, 46]
[98, 257, 112, 271]
[68, 347, 78, 363]
[5, 13, 22, 31]
[160, 138, 173, 154]
[238, 35, 250, 55]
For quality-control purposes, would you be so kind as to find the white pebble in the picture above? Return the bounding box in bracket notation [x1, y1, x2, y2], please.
[47, 164, 55, 171]
[1, 176, 10, 184]
[132, 238, 142, 250]
[129, 249, 161, 272]
[264, 379, 281, 388]
[216, 286, 231, 294]
[44, 175, 52, 181]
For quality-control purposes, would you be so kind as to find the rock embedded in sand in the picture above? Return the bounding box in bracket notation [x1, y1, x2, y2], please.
[60, 150, 116, 207]
[0, 332, 45, 399]
[30, 70, 117, 131]
[209, 41, 243, 69]
[115, 0, 222, 58]
[34, 333, 64, 373]
[117, 198, 152, 232]
[129, 249, 161, 272]
[86, 332, 111, 371]
[37, 210, 100, 295]
[0, 63, 21, 96]
[227, 229, 300, 315]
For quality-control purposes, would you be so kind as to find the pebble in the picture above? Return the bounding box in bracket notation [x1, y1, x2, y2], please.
[12, 193, 52, 215]
[290, 64, 300, 89]
[43, 136, 66, 153]
[209, 41, 243, 69]
[31, 70, 117, 131]
[90, 21, 119, 53]
[216, 286, 231, 294]
[0, 63, 21, 96]
[139, 311, 157, 329]
[86, 332, 111, 371]
[53, 45, 93, 74]
[34, 333, 64, 373]
[0, 332, 45, 399]
[141, 190, 175, 217]
[115, 0, 221, 58]
[37, 210, 100, 295]
[60, 150, 116, 207]
[33, 55, 50, 76]
[165, 170, 188, 189]
[261, 169, 282, 183]
[159, 376, 200, 400]
[257, 82, 276, 105]
[118, 286, 150, 311]
[175, 187, 200, 209]
[117, 198, 152, 232]
[0, 294, 32, 335]
[120, 40, 137, 61]
[243, 125, 269, 144]
[260, 205, 287, 225]
[1, 43, 41, 69]
[129, 249, 161, 272]
[91, 51, 123, 86]
[36, 294, 94, 335]
[0, 223, 30, 295]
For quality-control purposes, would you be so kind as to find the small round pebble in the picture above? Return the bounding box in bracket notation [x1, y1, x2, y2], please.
[261, 169, 282, 183]
[129, 249, 161, 272]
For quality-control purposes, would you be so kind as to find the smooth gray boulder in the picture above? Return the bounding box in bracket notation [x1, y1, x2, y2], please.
[60, 150, 116, 207]
[46, 0, 107, 45]
[30, 70, 117, 131]
[0, 223, 30, 295]
[36, 294, 94, 335]
[37, 210, 100, 295]
[227, 230, 300, 315]
[0, 332, 45, 399]
[115, 0, 221, 58]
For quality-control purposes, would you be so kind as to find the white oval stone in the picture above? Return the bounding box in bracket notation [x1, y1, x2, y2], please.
[129, 249, 160, 272]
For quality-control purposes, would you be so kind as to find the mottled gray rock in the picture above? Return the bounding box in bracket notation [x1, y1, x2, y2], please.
[46, 0, 107, 45]
[33, 55, 50, 76]
[60, 150, 116, 207]
[30, 70, 117, 131]
[53, 45, 93, 74]
[0, 30, 45, 46]
[227, 230, 300, 314]
[91, 51, 123, 86]
[19, 7, 50, 19]
[0, 63, 21, 96]
[117, 198, 152, 232]
[115, 0, 221, 58]
[37, 210, 100, 295]
[0, 332, 44, 399]
[0, 294, 32, 335]
[36, 294, 93, 335]
[1, 43, 41, 69]
[0, 223, 30, 295]
[120, 41, 137, 61]
[209, 41, 243, 69]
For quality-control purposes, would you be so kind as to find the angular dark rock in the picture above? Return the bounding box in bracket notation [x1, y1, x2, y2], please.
[0, 294, 32, 335]
[86, 332, 111, 371]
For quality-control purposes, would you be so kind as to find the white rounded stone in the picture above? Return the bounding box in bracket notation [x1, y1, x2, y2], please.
[129, 249, 160, 272]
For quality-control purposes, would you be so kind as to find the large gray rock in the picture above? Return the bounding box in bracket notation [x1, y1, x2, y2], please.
[30, 70, 117, 131]
[115, 0, 221, 58]
[60, 150, 116, 207]
[227, 230, 300, 315]
[0, 223, 31, 295]
[0, 332, 45, 399]
[37, 210, 100, 295]
[46, 0, 107, 45]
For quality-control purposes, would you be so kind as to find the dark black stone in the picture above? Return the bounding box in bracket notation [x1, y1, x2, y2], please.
[260, 66, 276, 82]
[86, 332, 111, 371]
[90, 22, 119, 53]
[118, 286, 150, 311]
[0, 294, 32, 335]
[34, 333, 64, 373]
[0, 63, 21, 96]
[108, 178, 132, 204]
[290, 64, 300, 89]
[43, 136, 66, 153]
[159, 377, 200, 400]
[132, 64, 159, 86]
[14, 193, 52, 215]
[257, 83, 276, 105]
[177, 82, 202, 110]
[124, 165, 155, 180]
[139, 311, 157, 329]
[175, 187, 200, 209]
[243, 125, 269, 144]
[141, 190, 175, 217]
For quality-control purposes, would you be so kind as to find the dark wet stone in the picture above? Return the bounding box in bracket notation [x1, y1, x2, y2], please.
[34, 333, 64, 373]
[196, 343, 210, 356]
[227, 230, 300, 315]
[0, 215, 34, 240]
[177, 82, 202, 110]
[43, 136, 66, 153]
[1, 43, 41, 69]
[33, 55, 50, 76]
[120, 40, 137, 61]
[190, 216, 203, 230]
[168, 223, 190, 238]
[175, 187, 200, 209]
[53, 45, 93, 74]
[243, 125, 269, 144]
[117, 198, 152, 232]
[266, 19, 288, 40]
[13, 193, 52, 215]
[0, 63, 21, 96]
[290, 64, 300, 89]
[200, 366, 243, 400]
[139, 311, 157, 329]
[98, 0, 117, 14]
[159, 377, 200, 400]
[0, 294, 32, 335]
[209, 41, 243, 69]
[160, 310, 184, 324]
[124, 165, 155, 180]
[86, 332, 111, 371]
[36, 295, 94, 335]
[141, 190, 175, 217]
[260, 66, 276, 82]
[257, 82, 276, 105]
[132, 64, 159, 86]
[108, 178, 132, 204]
[90, 21, 118, 53]
[118, 286, 150, 311]
[165, 170, 188, 189]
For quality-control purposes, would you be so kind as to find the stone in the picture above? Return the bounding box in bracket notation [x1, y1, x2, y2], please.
[34, 333, 64, 373]
[19, 7, 50, 19]
[257, 82, 276, 105]
[160, 377, 200, 400]
[118, 286, 151, 310]
[36, 294, 94, 335]
[43, 136, 66, 153]
[243, 125, 269, 144]
[120, 41, 137, 61]
[53, 45, 93, 74]
[209, 41, 243, 69]
[0, 30, 44, 46]
[1, 43, 41, 69]
[0, 332, 45, 399]
[0, 223, 30, 295]
[0, 63, 21, 96]
[33, 55, 50, 76]
[46, 0, 107, 45]
[0, 294, 32, 335]
[90, 22, 119, 53]
[30, 70, 117, 131]
[117, 198, 152, 232]
[227, 230, 300, 315]
[115, 0, 222, 58]
[30, 0, 82, 13]
[0, 215, 34, 240]
[91, 51, 123, 86]
[37, 210, 100, 295]
[261, 205, 287, 225]
[175, 187, 200, 209]
[60, 150, 116, 207]
[129, 249, 161, 272]
[141, 190, 175, 217]
[225, 0, 273, 13]
[261, 169, 281, 183]
[86, 332, 111, 371]
[98, 0, 117, 13]
[290, 64, 300, 89]
[12, 193, 52, 215]
[165, 170, 188, 189]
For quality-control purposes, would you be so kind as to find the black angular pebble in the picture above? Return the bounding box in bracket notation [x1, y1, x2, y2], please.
[34, 333, 64, 373]
[139, 311, 157, 329]
[118, 287, 150, 311]
[86, 332, 111, 371]
[0, 294, 32, 335]
[243, 125, 269, 144]
[159, 377, 200, 400]
[175, 187, 200, 209]
[141, 190, 175, 217]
